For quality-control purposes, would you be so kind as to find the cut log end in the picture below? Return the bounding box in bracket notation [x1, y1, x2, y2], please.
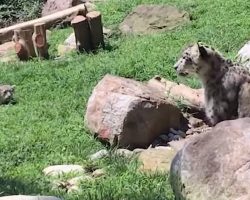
[86, 11, 101, 19]
[35, 34, 45, 48]
[15, 42, 28, 60]
[71, 15, 86, 24]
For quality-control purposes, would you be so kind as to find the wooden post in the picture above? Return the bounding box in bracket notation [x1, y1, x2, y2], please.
[86, 11, 104, 50]
[13, 30, 29, 60]
[71, 15, 92, 53]
[32, 23, 49, 59]
[13, 29, 37, 61]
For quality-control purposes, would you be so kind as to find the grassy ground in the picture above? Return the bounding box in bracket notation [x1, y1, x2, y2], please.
[0, 0, 249, 199]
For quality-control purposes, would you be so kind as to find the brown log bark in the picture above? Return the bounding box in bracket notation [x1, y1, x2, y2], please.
[13, 29, 36, 60]
[86, 11, 104, 50]
[32, 23, 49, 59]
[71, 15, 92, 53]
[147, 76, 205, 112]
[0, 4, 86, 44]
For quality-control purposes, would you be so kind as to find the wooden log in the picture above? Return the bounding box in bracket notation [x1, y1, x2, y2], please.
[0, 4, 86, 43]
[71, 15, 92, 53]
[13, 29, 36, 60]
[32, 23, 49, 59]
[86, 11, 104, 50]
[147, 76, 205, 112]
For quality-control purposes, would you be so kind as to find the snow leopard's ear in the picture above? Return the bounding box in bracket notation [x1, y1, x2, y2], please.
[197, 42, 208, 58]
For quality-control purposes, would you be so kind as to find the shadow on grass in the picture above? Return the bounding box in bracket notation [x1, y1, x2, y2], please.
[0, 177, 49, 197]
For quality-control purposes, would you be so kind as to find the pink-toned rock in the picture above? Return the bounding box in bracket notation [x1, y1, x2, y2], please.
[84, 74, 185, 149]
[170, 118, 250, 200]
[0, 41, 17, 62]
[42, 0, 83, 23]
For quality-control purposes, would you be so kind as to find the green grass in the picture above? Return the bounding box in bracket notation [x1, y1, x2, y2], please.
[0, 0, 250, 199]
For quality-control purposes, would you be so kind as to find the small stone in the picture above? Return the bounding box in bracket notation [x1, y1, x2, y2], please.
[151, 138, 162, 147]
[92, 168, 106, 178]
[168, 133, 175, 140]
[172, 135, 182, 141]
[138, 147, 177, 173]
[169, 128, 180, 135]
[57, 44, 76, 57]
[43, 165, 85, 177]
[0, 195, 61, 200]
[178, 130, 186, 138]
[158, 134, 169, 142]
[89, 149, 109, 161]
[188, 116, 204, 128]
[115, 149, 133, 157]
[64, 33, 75, 46]
[103, 27, 111, 35]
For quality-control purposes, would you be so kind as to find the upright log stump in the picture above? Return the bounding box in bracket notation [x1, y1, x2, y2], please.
[86, 11, 104, 50]
[32, 23, 49, 59]
[13, 29, 36, 61]
[71, 15, 92, 53]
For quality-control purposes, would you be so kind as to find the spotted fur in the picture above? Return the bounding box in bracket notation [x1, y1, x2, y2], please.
[0, 85, 15, 105]
[174, 42, 250, 126]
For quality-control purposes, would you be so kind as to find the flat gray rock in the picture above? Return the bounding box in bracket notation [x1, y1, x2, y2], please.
[119, 4, 190, 35]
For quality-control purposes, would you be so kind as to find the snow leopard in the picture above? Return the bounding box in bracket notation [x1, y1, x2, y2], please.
[174, 42, 250, 126]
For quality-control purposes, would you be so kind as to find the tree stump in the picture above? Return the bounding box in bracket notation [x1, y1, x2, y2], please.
[32, 23, 49, 59]
[71, 15, 92, 53]
[13, 29, 36, 61]
[86, 11, 104, 50]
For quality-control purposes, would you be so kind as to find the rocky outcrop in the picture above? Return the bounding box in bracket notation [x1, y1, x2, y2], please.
[170, 118, 250, 200]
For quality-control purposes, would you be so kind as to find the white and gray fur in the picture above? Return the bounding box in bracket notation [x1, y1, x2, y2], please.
[174, 42, 250, 126]
[0, 85, 15, 105]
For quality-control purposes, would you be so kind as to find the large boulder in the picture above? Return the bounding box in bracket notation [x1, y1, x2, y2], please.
[236, 41, 250, 69]
[0, 41, 17, 63]
[42, 0, 83, 23]
[85, 74, 186, 149]
[170, 118, 250, 200]
[119, 5, 190, 35]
